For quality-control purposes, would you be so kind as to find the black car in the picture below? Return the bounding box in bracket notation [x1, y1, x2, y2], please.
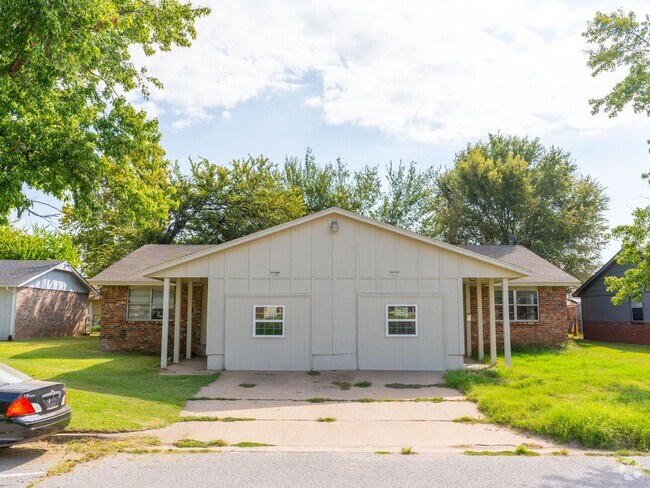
[0, 363, 71, 447]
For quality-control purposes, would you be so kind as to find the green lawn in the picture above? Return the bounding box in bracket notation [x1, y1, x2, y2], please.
[445, 340, 650, 451]
[0, 336, 218, 432]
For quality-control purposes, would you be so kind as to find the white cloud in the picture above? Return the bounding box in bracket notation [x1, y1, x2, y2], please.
[221, 110, 232, 120]
[135, 0, 646, 142]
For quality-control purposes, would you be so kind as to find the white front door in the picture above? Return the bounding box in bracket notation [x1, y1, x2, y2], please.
[0, 288, 14, 340]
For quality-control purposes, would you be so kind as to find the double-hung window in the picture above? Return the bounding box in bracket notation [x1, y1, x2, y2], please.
[127, 288, 173, 321]
[631, 300, 644, 321]
[495, 289, 539, 322]
[386, 305, 417, 336]
[253, 306, 285, 337]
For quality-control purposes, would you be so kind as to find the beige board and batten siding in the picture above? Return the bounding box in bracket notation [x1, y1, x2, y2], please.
[149, 213, 522, 371]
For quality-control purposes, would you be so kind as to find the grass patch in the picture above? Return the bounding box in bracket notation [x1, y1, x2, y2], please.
[306, 370, 321, 376]
[173, 438, 228, 448]
[452, 416, 486, 424]
[550, 449, 570, 456]
[238, 383, 256, 388]
[400, 447, 416, 455]
[386, 383, 427, 389]
[316, 417, 336, 422]
[178, 416, 255, 422]
[375, 451, 391, 455]
[307, 397, 333, 403]
[332, 381, 352, 390]
[445, 340, 650, 451]
[233, 441, 274, 448]
[0, 336, 219, 432]
[354, 380, 372, 388]
[465, 446, 538, 457]
[413, 397, 443, 403]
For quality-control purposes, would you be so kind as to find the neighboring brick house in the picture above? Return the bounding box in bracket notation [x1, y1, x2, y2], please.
[573, 253, 650, 345]
[90, 209, 579, 370]
[460, 246, 579, 353]
[0, 261, 95, 340]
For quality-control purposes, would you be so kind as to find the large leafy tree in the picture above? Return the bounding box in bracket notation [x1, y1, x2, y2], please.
[0, 0, 209, 220]
[0, 226, 81, 267]
[584, 9, 650, 300]
[284, 149, 381, 215]
[431, 134, 609, 281]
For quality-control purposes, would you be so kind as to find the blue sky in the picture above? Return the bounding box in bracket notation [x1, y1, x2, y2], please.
[23, 0, 650, 263]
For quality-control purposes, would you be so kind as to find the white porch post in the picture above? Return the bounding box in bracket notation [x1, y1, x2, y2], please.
[464, 281, 472, 357]
[503, 278, 512, 367]
[173, 279, 182, 364]
[476, 279, 484, 361]
[186, 281, 193, 360]
[488, 278, 497, 366]
[161, 278, 170, 369]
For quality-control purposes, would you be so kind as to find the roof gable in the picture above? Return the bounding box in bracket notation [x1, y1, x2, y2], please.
[0, 260, 95, 292]
[572, 252, 620, 297]
[141, 208, 530, 278]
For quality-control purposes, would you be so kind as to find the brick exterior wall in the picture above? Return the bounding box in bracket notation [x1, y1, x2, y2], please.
[469, 285, 568, 351]
[14, 288, 88, 340]
[583, 321, 650, 345]
[100, 284, 203, 355]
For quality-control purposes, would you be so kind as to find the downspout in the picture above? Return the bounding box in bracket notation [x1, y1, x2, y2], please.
[7, 286, 17, 341]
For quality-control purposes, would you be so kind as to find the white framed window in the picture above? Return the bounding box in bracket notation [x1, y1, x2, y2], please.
[127, 287, 174, 321]
[386, 305, 418, 336]
[495, 289, 539, 322]
[631, 300, 644, 321]
[253, 305, 285, 337]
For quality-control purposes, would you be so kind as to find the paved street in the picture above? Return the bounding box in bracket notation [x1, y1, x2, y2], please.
[36, 451, 649, 488]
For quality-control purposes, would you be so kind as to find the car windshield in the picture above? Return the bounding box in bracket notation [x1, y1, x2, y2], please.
[0, 363, 32, 386]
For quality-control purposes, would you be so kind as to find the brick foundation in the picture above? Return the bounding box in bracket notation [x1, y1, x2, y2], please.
[100, 284, 203, 355]
[14, 288, 89, 340]
[583, 321, 650, 345]
[469, 285, 568, 351]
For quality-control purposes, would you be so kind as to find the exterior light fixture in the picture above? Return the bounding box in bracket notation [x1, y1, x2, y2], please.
[330, 221, 339, 232]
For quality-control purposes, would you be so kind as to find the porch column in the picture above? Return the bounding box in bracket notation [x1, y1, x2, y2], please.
[173, 278, 182, 364]
[488, 278, 496, 366]
[503, 278, 512, 367]
[186, 281, 193, 360]
[476, 279, 484, 361]
[161, 278, 170, 369]
[464, 281, 472, 357]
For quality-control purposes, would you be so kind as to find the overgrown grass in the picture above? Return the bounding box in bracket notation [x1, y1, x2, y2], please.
[316, 417, 336, 422]
[354, 380, 372, 388]
[233, 441, 274, 448]
[445, 340, 650, 451]
[174, 438, 227, 448]
[0, 336, 219, 432]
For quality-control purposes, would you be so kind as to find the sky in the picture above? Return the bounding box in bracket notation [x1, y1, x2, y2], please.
[24, 0, 650, 263]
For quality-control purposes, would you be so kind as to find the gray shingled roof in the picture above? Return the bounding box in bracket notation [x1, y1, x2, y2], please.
[0, 260, 65, 286]
[90, 244, 214, 284]
[460, 245, 579, 285]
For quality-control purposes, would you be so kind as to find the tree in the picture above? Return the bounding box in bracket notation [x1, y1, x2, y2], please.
[431, 134, 609, 281]
[0, 0, 209, 220]
[584, 9, 650, 300]
[284, 148, 381, 215]
[0, 226, 81, 267]
[583, 9, 650, 118]
[372, 161, 436, 232]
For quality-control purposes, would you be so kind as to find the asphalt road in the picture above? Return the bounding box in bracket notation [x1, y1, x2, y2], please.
[28, 451, 649, 488]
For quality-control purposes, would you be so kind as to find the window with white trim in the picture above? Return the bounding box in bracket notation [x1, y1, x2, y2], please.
[253, 305, 285, 337]
[127, 288, 174, 321]
[631, 300, 644, 321]
[495, 289, 539, 322]
[386, 305, 417, 336]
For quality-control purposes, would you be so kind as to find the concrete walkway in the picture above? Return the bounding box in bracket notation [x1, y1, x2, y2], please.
[134, 371, 560, 453]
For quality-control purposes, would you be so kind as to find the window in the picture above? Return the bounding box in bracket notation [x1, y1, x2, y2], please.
[253, 306, 285, 337]
[127, 288, 173, 321]
[631, 301, 644, 321]
[495, 289, 539, 322]
[386, 305, 417, 336]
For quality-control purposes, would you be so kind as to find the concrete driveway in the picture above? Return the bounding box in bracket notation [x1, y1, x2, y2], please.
[146, 371, 559, 453]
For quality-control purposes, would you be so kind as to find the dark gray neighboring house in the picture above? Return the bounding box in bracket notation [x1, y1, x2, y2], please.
[573, 253, 649, 345]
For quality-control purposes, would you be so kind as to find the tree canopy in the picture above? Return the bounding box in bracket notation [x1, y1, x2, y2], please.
[584, 8, 650, 300]
[431, 134, 609, 281]
[0, 0, 209, 221]
[0, 226, 81, 267]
